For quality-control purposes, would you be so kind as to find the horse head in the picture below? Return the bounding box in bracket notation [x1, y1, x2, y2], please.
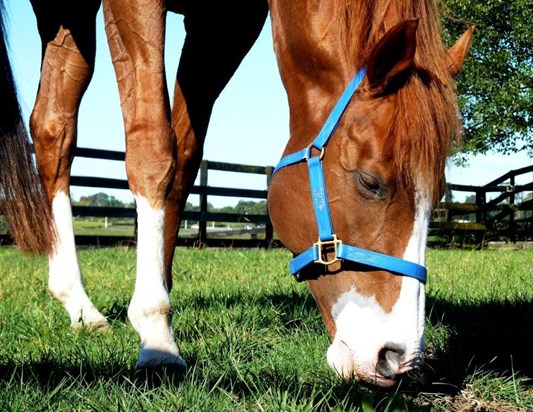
[268, 7, 473, 387]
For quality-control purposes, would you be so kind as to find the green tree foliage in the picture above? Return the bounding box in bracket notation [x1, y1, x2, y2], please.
[0, 217, 7, 234]
[73, 192, 128, 208]
[184, 201, 215, 212]
[233, 200, 267, 215]
[441, 0, 532, 157]
[184, 201, 200, 212]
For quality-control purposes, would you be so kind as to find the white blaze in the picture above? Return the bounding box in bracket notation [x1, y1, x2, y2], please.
[326, 191, 430, 381]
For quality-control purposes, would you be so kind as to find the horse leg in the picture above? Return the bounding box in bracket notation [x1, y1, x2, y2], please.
[163, 0, 269, 288]
[29, 0, 108, 329]
[102, 0, 184, 370]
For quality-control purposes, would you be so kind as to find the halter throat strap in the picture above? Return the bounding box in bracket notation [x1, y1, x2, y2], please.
[272, 68, 427, 284]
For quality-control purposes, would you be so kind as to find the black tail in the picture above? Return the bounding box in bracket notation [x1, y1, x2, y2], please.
[0, 0, 55, 254]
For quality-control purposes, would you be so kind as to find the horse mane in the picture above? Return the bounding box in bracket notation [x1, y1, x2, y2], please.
[337, 0, 461, 202]
[0, 0, 56, 254]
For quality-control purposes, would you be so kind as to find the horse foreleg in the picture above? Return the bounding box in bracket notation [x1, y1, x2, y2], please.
[163, 0, 269, 287]
[30, 0, 107, 329]
[103, 0, 185, 371]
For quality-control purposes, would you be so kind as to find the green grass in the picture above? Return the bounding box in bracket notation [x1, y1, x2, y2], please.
[73, 218, 135, 237]
[70, 218, 264, 239]
[0, 247, 532, 411]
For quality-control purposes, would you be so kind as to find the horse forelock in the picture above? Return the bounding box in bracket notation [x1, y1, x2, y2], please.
[391, 75, 461, 204]
[336, 0, 461, 204]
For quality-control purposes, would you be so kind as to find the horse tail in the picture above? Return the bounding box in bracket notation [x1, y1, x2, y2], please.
[0, 1, 55, 254]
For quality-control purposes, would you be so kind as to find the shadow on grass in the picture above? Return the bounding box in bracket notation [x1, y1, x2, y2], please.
[101, 299, 130, 323]
[1, 290, 531, 406]
[0, 358, 134, 388]
[422, 296, 533, 393]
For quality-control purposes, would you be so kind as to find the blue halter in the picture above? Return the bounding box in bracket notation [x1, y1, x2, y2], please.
[272, 68, 427, 284]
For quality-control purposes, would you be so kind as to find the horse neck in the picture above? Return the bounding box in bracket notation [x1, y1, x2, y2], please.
[270, 2, 357, 154]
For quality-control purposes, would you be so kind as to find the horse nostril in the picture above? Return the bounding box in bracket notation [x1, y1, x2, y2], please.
[376, 358, 396, 379]
[376, 343, 406, 380]
[385, 343, 406, 364]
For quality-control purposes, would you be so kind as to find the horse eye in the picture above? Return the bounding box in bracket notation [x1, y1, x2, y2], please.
[357, 172, 383, 197]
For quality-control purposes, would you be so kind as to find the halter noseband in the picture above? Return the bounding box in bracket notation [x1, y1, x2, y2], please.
[272, 68, 427, 284]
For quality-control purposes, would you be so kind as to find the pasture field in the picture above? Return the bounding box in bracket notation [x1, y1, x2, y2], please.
[0, 247, 532, 411]
[70, 217, 265, 240]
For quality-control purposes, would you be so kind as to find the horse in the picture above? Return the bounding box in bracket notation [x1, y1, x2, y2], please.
[0, 0, 473, 387]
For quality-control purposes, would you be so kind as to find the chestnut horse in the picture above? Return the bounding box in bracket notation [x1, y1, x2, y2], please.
[0, 0, 473, 387]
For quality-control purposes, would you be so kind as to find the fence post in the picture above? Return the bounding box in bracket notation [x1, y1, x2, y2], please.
[476, 187, 486, 227]
[133, 198, 138, 246]
[265, 166, 274, 246]
[509, 175, 516, 242]
[199, 160, 208, 243]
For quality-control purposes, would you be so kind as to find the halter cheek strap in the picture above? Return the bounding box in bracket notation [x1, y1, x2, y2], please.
[272, 68, 427, 284]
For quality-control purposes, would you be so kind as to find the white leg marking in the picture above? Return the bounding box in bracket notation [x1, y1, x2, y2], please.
[128, 195, 185, 369]
[49, 191, 108, 328]
[327, 191, 430, 381]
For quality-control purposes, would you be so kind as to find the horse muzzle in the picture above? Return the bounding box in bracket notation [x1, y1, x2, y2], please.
[326, 337, 424, 387]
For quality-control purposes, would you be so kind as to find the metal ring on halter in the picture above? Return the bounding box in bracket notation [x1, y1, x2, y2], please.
[304, 144, 325, 161]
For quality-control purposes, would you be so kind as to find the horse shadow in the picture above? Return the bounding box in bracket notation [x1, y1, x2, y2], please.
[1, 289, 530, 399]
[421, 296, 533, 392]
[174, 290, 533, 397]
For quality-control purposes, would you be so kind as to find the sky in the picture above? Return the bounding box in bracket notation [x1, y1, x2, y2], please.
[4, 2, 531, 206]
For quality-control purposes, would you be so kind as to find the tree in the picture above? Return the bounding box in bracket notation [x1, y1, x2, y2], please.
[74, 192, 126, 208]
[184, 202, 200, 212]
[233, 200, 267, 215]
[0, 217, 7, 234]
[441, 0, 532, 159]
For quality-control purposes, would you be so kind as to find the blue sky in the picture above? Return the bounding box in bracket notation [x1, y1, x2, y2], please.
[5, 2, 531, 206]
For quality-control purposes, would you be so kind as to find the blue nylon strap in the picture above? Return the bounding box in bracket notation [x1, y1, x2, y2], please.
[289, 244, 427, 284]
[273, 67, 428, 285]
[307, 156, 334, 241]
[272, 68, 367, 176]
[312, 68, 366, 150]
[272, 148, 308, 175]
[290, 246, 319, 275]
[337, 244, 427, 284]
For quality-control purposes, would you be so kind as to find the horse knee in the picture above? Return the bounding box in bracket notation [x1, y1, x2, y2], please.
[125, 131, 176, 204]
[30, 108, 73, 164]
[30, 106, 65, 147]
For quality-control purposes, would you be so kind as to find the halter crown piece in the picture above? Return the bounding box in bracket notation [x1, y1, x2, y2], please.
[272, 68, 427, 284]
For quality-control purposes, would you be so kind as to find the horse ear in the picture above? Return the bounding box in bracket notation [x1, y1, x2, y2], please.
[366, 19, 418, 94]
[446, 26, 475, 78]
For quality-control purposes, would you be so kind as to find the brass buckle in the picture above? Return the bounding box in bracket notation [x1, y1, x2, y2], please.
[314, 235, 342, 266]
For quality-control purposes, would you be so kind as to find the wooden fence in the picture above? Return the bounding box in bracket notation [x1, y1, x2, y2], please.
[69, 147, 277, 248]
[430, 165, 533, 247]
[1, 147, 531, 248]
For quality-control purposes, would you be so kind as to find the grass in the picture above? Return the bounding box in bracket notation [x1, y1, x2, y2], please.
[73, 218, 135, 237]
[70, 218, 264, 239]
[0, 247, 532, 411]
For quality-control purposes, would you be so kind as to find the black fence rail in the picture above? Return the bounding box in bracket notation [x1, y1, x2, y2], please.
[0, 146, 278, 248]
[68, 147, 277, 247]
[1, 147, 531, 248]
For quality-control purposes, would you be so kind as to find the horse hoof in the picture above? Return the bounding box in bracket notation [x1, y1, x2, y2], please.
[133, 361, 187, 387]
[88, 318, 110, 331]
[72, 318, 110, 331]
